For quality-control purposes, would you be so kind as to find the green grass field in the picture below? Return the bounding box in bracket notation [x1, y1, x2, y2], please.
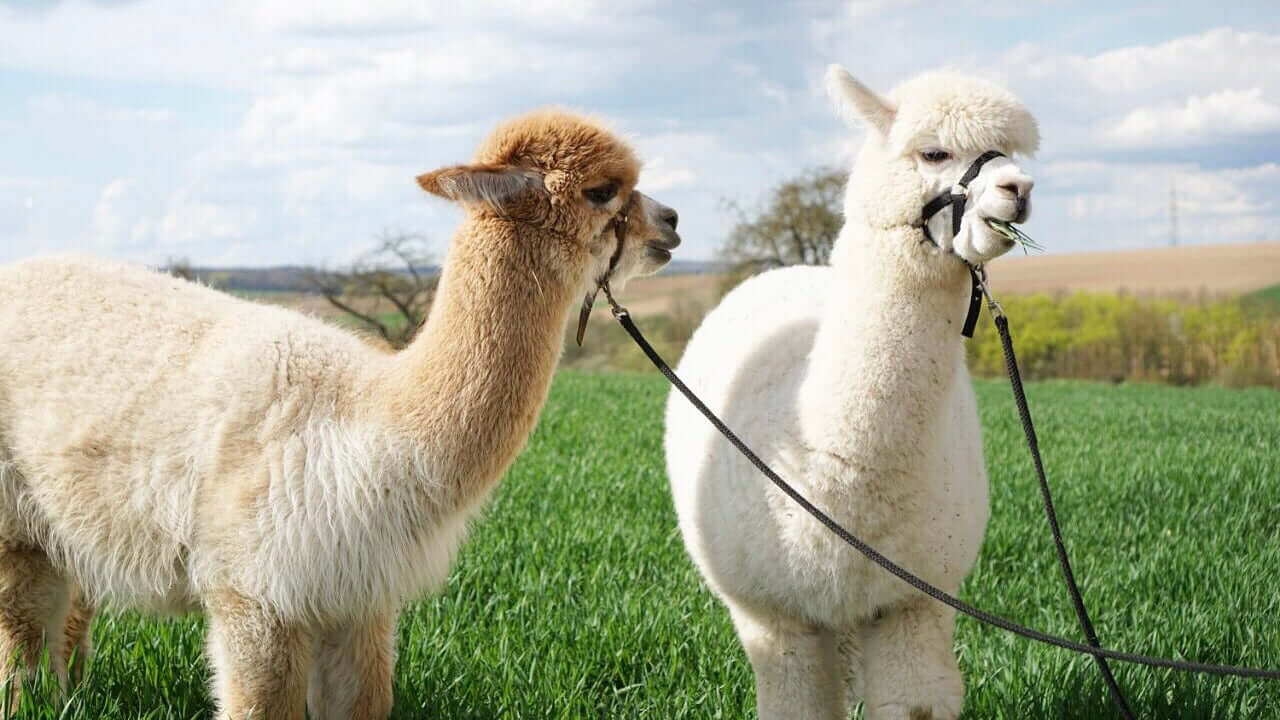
[1249, 283, 1280, 309]
[10, 372, 1280, 719]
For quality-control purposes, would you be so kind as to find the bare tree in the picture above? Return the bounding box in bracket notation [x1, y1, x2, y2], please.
[720, 167, 846, 285]
[308, 232, 437, 348]
[163, 256, 197, 282]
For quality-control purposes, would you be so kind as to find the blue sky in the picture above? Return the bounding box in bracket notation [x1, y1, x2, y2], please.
[2, 0, 1278, 267]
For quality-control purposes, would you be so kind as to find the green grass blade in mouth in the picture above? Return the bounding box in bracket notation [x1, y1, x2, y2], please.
[984, 217, 1044, 254]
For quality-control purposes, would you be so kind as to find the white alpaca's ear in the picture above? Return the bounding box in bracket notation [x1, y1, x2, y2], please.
[825, 65, 896, 136]
[417, 164, 541, 213]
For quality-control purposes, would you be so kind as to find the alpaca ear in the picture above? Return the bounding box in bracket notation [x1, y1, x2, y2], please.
[416, 164, 541, 213]
[825, 64, 896, 136]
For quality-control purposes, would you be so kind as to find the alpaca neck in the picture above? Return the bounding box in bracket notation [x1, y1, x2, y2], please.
[373, 219, 577, 506]
[799, 219, 971, 473]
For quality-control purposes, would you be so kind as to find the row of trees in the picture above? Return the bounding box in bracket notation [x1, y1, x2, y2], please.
[304, 233, 436, 348]
[164, 169, 844, 350]
[720, 168, 845, 283]
[165, 232, 437, 349]
[165, 167, 1279, 387]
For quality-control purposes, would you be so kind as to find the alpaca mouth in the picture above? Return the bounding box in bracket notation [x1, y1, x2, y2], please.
[650, 229, 681, 251]
[645, 245, 673, 263]
[645, 230, 680, 263]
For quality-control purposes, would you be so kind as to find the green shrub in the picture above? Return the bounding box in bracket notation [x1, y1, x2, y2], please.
[563, 286, 1280, 389]
[968, 292, 1280, 388]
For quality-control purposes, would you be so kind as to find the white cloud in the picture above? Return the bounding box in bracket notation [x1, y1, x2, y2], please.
[1033, 160, 1280, 249]
[28, 93, 175, 127]
[246, 0, 635, 35]
[157, 196, 257, 249]
[0, 0, 264, 87]
[1003, 28, 1280, 152]
[1106, 88, 1280, 147]
[90, 177, 150, 252]
[845, 0, 915, 19]
[638, 156, 697, 192]
[4, 4, 1279, 268]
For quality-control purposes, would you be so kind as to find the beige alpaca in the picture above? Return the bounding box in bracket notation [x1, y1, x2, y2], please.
[0, 109, 681, 719]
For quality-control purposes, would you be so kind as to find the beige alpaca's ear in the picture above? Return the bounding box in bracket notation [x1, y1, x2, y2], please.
[825, 64, 896, 136]
[416, 164, 541, 213]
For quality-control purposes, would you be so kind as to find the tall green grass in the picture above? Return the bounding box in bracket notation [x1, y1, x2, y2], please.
[10, 372, 1280, 719]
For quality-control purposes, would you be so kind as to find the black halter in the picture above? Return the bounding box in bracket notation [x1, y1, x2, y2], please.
[921, 149, 1005, 244]
[575, 208, 630, 346]
[919, 149, 1004, 338]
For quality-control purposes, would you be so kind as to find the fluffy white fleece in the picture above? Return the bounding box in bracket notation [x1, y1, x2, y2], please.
[664, 65, 1039, 720]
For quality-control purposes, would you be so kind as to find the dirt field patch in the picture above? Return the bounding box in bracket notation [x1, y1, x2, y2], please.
[986, 241, 1280, 296]
[254, 242, 1280, 329]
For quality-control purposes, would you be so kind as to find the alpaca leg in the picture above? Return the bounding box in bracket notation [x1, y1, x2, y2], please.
[729, 606, 845, 720]
[60, 582, 94, 687]
[307, 613, 397, 720]
[205, 591, 312, 720]
[859, 598, 963, 720]
[837, 628, 865, 710]
[0, 542, 70, 712]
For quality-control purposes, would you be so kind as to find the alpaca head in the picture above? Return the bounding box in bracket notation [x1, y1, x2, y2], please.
[416, 109, 680, 296]
[826, 65, 1038, 271]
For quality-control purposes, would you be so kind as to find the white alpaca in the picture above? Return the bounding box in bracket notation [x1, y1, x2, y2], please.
[665, 66, 1038, 720]
[0, 109, 681, 719]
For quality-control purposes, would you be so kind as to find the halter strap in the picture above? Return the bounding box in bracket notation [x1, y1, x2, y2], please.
[949, 150, 1005, 236]
[921, 149, 1005, 244]
[575, 207, 631, 346]
[917, 150, 1005, 339]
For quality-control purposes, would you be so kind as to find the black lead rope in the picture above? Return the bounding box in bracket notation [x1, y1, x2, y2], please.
[994, 312, 1135, 720]
[926, 149, 1127, 713]
[607, 300, 1280, 697]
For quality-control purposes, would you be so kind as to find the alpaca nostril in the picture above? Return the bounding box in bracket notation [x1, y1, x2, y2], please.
[660, 208, 678, 231]
[997, 182, 1021, 198]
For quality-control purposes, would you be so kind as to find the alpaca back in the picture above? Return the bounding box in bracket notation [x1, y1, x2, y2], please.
[0, 255, 392, 612]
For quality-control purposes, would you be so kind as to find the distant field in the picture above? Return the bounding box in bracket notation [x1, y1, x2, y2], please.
[247, 243, 1280, 330]
[608, 273, 726, 317]
[563, 242, 1280, 320]
[985, 241, 1280, 296]
[14, 372, 1280, 719]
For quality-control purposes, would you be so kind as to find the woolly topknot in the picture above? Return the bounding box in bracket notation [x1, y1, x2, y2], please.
[473, 109, 640, 194]
[886, 72, 1040, 158]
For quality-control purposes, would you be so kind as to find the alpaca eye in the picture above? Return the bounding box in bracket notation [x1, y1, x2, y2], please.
[921, 150, 951, 163]
[583, 182, 619, 205]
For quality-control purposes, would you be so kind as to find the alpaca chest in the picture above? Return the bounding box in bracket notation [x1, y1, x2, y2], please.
[672, 373, 990, 629]
[778, 378, 991, 625]
[207, 424, 480, 622]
